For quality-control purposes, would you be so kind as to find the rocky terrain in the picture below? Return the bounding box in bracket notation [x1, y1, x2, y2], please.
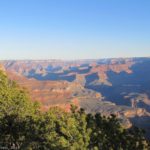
[1, 57, 150, 137]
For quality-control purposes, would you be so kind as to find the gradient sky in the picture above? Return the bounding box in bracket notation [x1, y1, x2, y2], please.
[0, 0, 150, 60]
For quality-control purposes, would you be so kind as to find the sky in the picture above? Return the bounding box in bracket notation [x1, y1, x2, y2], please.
[0, 0, 150, 60]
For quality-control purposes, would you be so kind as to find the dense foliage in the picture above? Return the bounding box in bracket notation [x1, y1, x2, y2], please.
[0, 71, 149, 150]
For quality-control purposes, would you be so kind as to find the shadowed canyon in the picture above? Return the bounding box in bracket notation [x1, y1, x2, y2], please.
[1, 57, 150, 138]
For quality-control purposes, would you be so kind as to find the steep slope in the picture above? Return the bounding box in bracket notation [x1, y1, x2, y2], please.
[86, 58, 150, 112]
[6, 70, 103, 111]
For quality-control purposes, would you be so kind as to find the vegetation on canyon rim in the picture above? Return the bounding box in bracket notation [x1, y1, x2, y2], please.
[0, 71, 149, 150]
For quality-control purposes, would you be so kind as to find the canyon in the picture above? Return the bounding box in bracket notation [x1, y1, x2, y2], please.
[1, 57, 150, 137]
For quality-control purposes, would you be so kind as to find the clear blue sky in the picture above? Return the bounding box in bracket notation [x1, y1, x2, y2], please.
[0, 0, 150, 60]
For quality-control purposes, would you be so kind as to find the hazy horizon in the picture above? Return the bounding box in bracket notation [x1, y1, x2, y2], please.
[0, 56, 150, 61]
[0, 0, 150, 59]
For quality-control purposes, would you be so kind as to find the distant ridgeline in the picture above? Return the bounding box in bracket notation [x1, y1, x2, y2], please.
[0, 67, 150, 149]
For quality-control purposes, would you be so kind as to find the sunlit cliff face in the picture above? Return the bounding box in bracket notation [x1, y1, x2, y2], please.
[0, 64, 6, 73]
